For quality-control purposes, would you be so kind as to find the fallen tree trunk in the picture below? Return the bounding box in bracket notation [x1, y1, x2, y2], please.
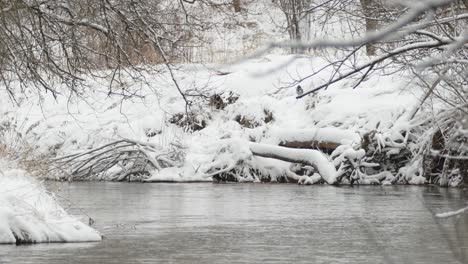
[265, 128, 360, 144]
[249, 142, 338, 185]
[263, 128, 360, 153]
[279, 140, 340, 153]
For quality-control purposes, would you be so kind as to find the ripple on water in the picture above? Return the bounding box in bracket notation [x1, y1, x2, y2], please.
[0, 182, 467, 264]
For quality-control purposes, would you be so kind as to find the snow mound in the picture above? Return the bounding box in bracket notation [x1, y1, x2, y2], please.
[0, 166, 101, 244]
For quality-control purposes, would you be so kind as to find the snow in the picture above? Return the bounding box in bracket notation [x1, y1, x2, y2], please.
[146, 167, 212, 182]
[398, 159, 426, 185]
[0, 160, 101, 244]
[408, 176, 427, 185]
[264, 128, 361, 145]
[298, 173, 322, 185]
[0, 54, 423, 185]
[382, 180, 392, 186]
[331, 146, 367, 167]
[249, 142, 337, 184]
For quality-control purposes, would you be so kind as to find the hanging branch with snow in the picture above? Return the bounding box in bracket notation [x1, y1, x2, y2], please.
[52, 139, 184, 181]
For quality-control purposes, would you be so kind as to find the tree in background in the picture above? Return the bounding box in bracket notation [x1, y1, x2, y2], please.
[233, 0, 241, 12]
[359, 0, 379, 55]
[0, 0, 242, 99]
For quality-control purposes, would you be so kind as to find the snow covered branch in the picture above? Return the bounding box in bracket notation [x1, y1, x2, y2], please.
[52, 139, 183, 181]
[436, 205, 468, 218]
[249, 142, 338, 184]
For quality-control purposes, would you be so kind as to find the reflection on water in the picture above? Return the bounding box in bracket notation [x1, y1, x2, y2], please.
[1, 182, 467, 263]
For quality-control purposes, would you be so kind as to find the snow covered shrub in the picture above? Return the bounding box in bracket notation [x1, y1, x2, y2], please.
[234, 109, 274, 129]
[0, 119, 23, 152]
[208, 94, 226, 110]
[210, 159, 258, 183]
[207, 92, 240, 112]
[169, 112, 207, 132]
[53, 139, 184, 181]
[144, 128, 162, 137]
[290, 163, 324, 184]
[263, 109, 274, 123]
[366, 131, 412, 175]
[168, 92, 241, 133]
[203, 140, 257, 182]
[209, 157, 292, 183]
[234, 115, 261, 129]
[0, 118, 50, 178]
[305, 94, 330, 111]
[204, 140, 291, 183]
[334, 109, 467, 187]
[428, 126, 468, 187]
[224, 91, 240, 105]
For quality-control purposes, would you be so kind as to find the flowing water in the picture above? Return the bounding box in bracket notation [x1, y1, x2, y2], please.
[1, 182, 468, 263]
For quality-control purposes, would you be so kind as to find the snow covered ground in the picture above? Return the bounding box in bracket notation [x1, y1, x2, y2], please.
[0, 54, 427, 184]
[0, 159, 101, 244]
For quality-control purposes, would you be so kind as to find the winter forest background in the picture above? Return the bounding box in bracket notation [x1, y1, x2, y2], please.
[0, 0, 467, 248]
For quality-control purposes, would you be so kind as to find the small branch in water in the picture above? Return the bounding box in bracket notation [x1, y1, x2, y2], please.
[436, 205, 468, 218]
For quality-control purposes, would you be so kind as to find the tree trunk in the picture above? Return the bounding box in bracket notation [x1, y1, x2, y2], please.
[360, 0, 378, 56]
[233, 0, 241, 12]
[249, 142, 338, 184]
[264, 128, 360, 148]
[279, 140, 340, 153]
[290, 1, 301, 53]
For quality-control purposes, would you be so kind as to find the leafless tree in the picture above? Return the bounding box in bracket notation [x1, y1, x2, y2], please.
[359, 0, 380, 55]
[1, 0, 467, 183]
[0, 0, 237, 103]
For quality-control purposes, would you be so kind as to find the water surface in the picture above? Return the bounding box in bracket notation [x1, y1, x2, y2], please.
[0, 182, 467, 263]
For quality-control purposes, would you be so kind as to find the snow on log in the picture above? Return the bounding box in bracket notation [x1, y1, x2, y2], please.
[263, 128, 360, 150]
[249, 142, 338, 184]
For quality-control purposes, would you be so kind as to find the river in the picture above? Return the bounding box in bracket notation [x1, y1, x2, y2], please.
[0, 182, 467, 263]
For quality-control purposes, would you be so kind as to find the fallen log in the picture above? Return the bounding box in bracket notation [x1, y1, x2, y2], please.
[263, 128, 360, 153]
[249, 142, 338, 185]
[279, 140, 340, 153]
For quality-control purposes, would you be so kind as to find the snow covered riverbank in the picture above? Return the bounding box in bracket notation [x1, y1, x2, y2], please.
[0, 160, 101, 244]
[0, 55, 460, 186]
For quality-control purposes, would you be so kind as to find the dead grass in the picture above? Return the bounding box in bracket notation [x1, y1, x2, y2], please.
[0, 124, 52, 178]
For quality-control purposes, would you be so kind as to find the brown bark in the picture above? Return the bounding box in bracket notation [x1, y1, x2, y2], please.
[267, 128, 360, 151]
[233, 0, 241, 12]
[360, 0, 378, 56]
[279, 140, 340, 153]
